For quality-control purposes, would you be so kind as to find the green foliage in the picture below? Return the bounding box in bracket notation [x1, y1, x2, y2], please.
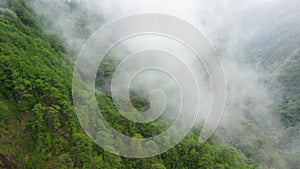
[0, 0, 255, 168]
[152, 163, 167, 169]
[277, 61, 300, 126]
[0, 100, 14, 127]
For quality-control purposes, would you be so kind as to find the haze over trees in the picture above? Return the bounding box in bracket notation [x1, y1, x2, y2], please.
[0, 0, 299, 168]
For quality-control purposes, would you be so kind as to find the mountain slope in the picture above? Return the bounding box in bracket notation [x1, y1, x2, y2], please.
[0, 0, 255, 168]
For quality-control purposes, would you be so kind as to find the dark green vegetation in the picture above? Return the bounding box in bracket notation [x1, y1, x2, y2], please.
[0, 0, 254, 168]
[0, 0, 299, 168]
[228, 1, 300, 168]
[245, 0, 300, 127]
[249, 2, 300, 168]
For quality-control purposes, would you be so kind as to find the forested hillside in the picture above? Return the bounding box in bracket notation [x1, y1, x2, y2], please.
[212, 1, 300, 168]
[245, 1, 300, 167]
[0, 0, 256, 168]
[1, 0, 300, 168]
[243, 0, 300, 127]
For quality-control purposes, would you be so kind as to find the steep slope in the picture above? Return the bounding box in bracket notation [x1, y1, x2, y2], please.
[0, 0, 255, 168]
[245, 2, 300, 167]
[213, 1, 300, 168]
[242, 0, 300, 126]
[236, 1, 300, 168]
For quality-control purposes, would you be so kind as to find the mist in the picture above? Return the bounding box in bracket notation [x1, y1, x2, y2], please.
[30, 0, 299, 167]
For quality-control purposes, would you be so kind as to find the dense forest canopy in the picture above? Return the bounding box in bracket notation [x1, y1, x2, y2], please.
[0, 0, 299, 168]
